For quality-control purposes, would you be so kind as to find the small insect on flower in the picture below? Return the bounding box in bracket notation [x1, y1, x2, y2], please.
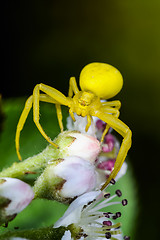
[15, 62, 132, 188]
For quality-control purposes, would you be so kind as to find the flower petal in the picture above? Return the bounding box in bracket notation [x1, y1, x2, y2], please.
[115, 162, 128, 181]
[61, 230, 72, 240]
[54, 191, 101, 228]
[54, 156, 97, 198]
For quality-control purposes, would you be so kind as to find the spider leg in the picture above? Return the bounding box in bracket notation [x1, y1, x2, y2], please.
[55, 104, 63, 132]
[69, 108, 76, 122]
[100, 101, 121, 142]
[68, 77, 79, 97]
[42, 94, 64, 132]
[38, 96, 64, 131]
[15, 94, 59, 160]
[16, 96, 33, 160]
[102, 100, 121, 110]
[85, 115, 92, 132]
[32, 84, 69, 148]
[92, 110, 132, 190]
[100, 107, 120, 142]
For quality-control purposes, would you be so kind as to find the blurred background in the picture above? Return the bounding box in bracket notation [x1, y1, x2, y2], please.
[1, 0, 160, 239]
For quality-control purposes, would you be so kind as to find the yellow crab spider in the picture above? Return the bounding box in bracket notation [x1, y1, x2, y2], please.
[15, 62, 132, 188]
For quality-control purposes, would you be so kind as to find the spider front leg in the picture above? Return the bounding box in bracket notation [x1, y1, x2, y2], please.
[16, 84, 69, 160]
[68, 77, 79, 97]
[15, 94, 60, 160]
[100, 106, 120, 143]
[92, 110, 132, 190]
[32, 83, 69, 145]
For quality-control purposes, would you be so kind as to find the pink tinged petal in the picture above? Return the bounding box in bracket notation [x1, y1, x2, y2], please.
[67, 132, 101, 163]
[0, 177, 34, 215]
[54, 156, 97, 198]
[97, 159, 115, 171]
[102, 143, 114, 153]
[96, 119, 106, 130]
[102, 134, 115, 152]
[104, 133, 115, 143]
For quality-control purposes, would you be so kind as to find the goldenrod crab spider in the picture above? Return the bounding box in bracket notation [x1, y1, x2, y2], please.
[15, 62, 132, 189]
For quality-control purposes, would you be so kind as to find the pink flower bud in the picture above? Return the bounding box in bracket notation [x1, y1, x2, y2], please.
[102, 134, 115, 153]
[53, 156, 97, 198]
[97, 159, 115, 171]
[0, 177, 34, 225]
[64, 131, 101, 163]
[96, 119, 106, 130]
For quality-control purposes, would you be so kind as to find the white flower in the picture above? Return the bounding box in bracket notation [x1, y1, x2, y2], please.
[0, 177, 34, 225]
[53, 156, 97, 198]
[54, 189, 129, 240]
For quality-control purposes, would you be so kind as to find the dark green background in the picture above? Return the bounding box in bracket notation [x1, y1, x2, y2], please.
[2, 0, 160, 239]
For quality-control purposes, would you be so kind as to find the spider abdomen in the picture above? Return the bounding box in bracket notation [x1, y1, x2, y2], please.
[79, 62, 123, 100]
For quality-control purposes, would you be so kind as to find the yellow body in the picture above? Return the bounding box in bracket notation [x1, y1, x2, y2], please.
[80, 62, 123, 99]
[15, 62, 132, 189]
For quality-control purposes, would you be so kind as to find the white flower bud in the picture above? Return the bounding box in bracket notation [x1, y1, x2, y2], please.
[53, 156, 97, 198]
[57, 131, 101, 163]
[33, 156, 98, 203]
[0, 177, 34, 225]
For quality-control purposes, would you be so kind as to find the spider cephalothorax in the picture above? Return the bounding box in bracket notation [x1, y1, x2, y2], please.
[15, 62, 132, 189]
[70, 91, 100, 116]
[78, 91, 96, 106]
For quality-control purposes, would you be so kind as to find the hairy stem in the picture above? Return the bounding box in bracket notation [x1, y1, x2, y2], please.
[0, 145, 59, 178]
[0, 225, 67, 240]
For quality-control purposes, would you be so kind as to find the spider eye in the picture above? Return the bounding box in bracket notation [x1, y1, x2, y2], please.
[79, 62, 123, 99]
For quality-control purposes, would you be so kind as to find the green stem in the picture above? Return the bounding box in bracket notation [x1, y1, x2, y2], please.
[0, 145, 59, 178]
[0, 225, 67, 240]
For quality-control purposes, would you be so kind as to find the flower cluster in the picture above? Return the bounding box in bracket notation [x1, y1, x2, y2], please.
[60, 114, 130, 239]
[0, 111, 130, 239]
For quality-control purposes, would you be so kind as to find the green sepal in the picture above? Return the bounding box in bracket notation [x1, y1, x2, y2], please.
[33, 159, 65, 201]
[0, 196, 16, 226]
